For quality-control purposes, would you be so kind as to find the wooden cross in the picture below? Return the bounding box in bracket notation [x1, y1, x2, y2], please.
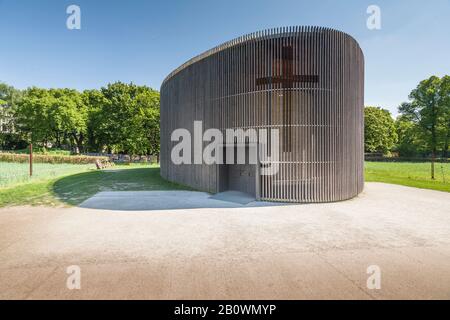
[256, 46, 318, 152]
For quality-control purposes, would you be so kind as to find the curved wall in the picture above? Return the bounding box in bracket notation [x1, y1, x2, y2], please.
[160, 26, 364, 202]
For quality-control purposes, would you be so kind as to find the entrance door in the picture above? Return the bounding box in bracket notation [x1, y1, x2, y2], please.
[227, 163, 256, 196]
[218, 144, 258, 197]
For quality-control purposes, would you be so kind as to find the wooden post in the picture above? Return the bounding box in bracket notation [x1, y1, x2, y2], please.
[431, 151, 435, 180]
[29, 143, 33, 177]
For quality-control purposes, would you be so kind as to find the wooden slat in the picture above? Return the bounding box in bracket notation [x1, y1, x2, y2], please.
[160, 26, 364, 203]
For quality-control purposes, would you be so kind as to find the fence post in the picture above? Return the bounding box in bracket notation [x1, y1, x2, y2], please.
[29, 143, 33, 177]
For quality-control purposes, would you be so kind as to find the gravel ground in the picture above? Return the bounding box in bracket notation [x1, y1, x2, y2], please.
[0, 182, 449, 300]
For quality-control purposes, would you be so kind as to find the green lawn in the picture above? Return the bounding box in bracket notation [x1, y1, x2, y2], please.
[0, 163, 190, 207]
[1, 161, 448, 208]
[0, 162, 93, 188]
[365, 161, 450, 193]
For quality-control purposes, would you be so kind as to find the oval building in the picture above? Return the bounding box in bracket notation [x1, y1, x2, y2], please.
[160, 26, 364, 203]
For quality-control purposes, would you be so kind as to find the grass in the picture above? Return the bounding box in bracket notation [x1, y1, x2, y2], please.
[1, 161, 448, 208]
[0, 162, 93, 188]
[52, 164, 191, 205]
[365, 161, 450, 193]
[0, 163, 190, 207]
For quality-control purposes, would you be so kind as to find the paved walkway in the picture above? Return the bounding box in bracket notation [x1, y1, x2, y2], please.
[0, 183, 449, 299]
[79, 190, 282, 210]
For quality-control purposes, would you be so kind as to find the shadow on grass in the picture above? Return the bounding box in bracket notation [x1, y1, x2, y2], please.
[52, 167, 191, 206]
[51, 166, 290, 211]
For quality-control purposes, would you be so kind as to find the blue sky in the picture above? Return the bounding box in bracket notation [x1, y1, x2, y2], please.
[0, 0, 449, 116]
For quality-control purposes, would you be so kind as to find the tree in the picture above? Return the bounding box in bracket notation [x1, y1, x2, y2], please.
[49, 89, 87, 153]
[134, 87, 160, 155]
[364, 106, 397, 154]
[15, 87, 88, 153]
[93, 82, 160, 155]
[83, 89, 108, 152]
[15, 87, 54, 145]
[2, 81, 161, 155]
[398, 75, 449, 179]
[0, 83, 25, 150]
[439, 75, 450, 158]
[0, 82, 21, 106]
[394, 115, 422, 157]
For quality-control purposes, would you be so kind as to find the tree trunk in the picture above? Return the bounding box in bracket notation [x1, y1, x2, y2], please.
[55, 132, 61, 148]
[72, 133, 84, 154]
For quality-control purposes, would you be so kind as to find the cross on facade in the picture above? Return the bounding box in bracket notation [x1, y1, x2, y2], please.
[256, 46, 318, 152]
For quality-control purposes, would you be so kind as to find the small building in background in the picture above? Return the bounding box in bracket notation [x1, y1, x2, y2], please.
[0, 104, 15, 134]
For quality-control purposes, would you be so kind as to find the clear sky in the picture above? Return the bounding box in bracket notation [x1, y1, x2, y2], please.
[1, 0, 449, 116]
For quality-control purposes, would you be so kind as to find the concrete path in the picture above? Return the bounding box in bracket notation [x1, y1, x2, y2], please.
[79, 190, 283, 210]
[0, 182, 449, 299]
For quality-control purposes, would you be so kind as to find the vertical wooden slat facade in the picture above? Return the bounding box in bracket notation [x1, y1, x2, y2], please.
[160, 26, 364, 203]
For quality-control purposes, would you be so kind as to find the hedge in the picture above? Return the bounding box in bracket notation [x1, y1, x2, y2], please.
[0, 152, 109, 165]
[365, 156, 449, 163]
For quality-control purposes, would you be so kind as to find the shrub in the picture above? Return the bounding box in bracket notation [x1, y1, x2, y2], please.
[0, 152, 109, 165]
[11, 148, 72, 156]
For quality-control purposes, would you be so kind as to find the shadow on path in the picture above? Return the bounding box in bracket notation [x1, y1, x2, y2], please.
[52, 167, 290, 211]
[78, 190, 290, 211]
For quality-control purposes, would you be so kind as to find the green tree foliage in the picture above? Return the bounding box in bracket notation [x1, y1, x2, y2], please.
[93, 82, 160, 155]
[0, 82, 21, 106]
[15, 87, 87, 152]
[11, 82, 160, 155]
[15, 87, 53, 144]
[364, 106, 397, 154]
[394, 115, 423, 157]
[49, 89, 88, 152]
[83, 89, 108, 152]
[0, 83, 25, 150]
[440, 75, 450, 158]
[398, 75, 450, 178]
